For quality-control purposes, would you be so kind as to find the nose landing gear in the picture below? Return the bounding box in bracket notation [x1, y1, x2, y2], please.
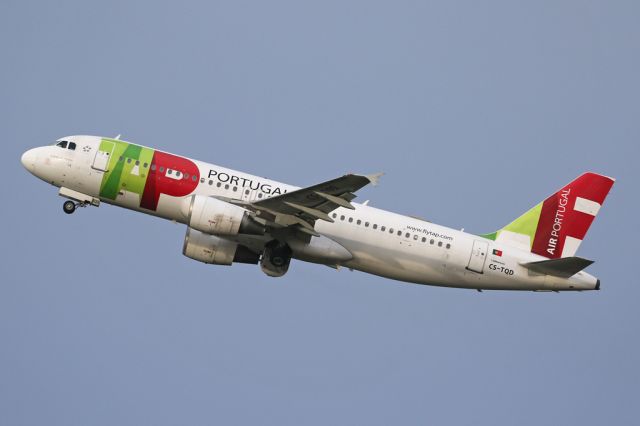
[59, 187, 100, 214]
[63, 200, 91, 214]
[63, 200, 76, 214]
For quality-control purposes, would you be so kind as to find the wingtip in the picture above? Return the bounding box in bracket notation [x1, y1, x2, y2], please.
[366, 172, 385, 186]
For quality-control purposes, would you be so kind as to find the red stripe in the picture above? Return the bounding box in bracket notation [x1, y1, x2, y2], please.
[531, 196, 560, 258]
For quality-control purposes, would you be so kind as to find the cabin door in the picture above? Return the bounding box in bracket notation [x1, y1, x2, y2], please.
[467, 240, 488, 273]
[92, 141, 115, 172]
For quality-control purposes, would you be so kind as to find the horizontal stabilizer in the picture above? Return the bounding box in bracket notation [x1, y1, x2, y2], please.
[521, 257, 594, 278]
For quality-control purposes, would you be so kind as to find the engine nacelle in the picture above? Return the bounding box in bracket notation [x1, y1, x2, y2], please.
[260, 240, 293, 277]
[182, 195, 264, 236]
[183, 227, 260, 265]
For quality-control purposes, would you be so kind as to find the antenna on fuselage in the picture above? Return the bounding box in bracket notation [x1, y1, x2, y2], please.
[114, 134, 121, 140]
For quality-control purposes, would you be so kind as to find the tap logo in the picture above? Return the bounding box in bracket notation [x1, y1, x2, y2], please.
[98, 139, 199, 211]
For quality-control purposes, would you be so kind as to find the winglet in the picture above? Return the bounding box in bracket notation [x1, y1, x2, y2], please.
[365, 172, 384, 186]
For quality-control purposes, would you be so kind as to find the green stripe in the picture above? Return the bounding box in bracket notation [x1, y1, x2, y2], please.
[498, 201, 543, 248]
[99, 140, 153, 201]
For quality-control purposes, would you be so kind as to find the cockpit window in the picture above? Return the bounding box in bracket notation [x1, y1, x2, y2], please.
[54, 140, 77, 150]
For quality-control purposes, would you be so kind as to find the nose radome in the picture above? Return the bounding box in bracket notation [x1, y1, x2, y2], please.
[21, 148, 37, 173]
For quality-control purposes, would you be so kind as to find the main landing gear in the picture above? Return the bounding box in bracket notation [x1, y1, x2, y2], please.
[62, 200, 89, 214]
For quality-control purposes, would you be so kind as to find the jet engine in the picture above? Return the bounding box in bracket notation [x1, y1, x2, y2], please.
[183, 227, 260, 265]
[260, 240, 293, 277]
[182, 195, 264, 236]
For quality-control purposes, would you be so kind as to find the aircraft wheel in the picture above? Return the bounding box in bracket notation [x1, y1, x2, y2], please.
[63, 200, 76, 214]
[271, 256, 285, 267]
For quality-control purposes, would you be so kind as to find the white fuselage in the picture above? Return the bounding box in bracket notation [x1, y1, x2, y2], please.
[21, 135, 599, 291]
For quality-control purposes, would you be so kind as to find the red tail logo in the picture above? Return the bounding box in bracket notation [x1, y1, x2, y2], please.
[531, 173, 615, 258]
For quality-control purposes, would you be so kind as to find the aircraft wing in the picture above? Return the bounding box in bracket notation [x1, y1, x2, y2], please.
[247, 173, 382, 235]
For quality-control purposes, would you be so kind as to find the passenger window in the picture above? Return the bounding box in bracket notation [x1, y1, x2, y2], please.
[258, 193, 263, 198]
[225, 184, 229, 189]
[381, 226, 386, 232]
[438, 241, 443, 247]
[209, 180, 213, 185]
[119, 156, 124, 162]
[144, 163, 148, 168]
[373, 224, 378, 229]
[364, 222, 369, 227]
[245, 189, 249, 195]
[135, 160, 140, 166]
[159, 167, 165, 172]
[422, 237, 426, 243]
[397, 231, 402, 236]
[127, 158, 132, 164]
[413, 235, 418, 240]
[233, 187, 237, 192]
[68, 142, 76, 150]
[200, 177, 205, 183]
[430, 239, 435, 245]
[389, 228, 394, 233]
[151, 164, 156, 170]
[405, 233, 410, 238]
[332, 213, 337, 219]
[340, 215, 345, 221]
[348, 217, 353, 223]
[167, 169, 172, 175]
[56, 141, 68, 148]
[446, 243, 451, 249]
[357, 219, 361, 225]
[176, 171, 181, 177]
[217, 182, 222, 187]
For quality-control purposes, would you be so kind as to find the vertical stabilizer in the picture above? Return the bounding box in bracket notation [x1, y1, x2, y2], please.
[482, 173, 615, 258]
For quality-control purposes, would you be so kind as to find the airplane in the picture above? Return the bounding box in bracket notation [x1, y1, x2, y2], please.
[21, 135, 615, 291]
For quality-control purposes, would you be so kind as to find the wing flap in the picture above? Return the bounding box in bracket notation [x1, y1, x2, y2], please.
[249, 173, 381, 231]
[314, 191, 355, 210]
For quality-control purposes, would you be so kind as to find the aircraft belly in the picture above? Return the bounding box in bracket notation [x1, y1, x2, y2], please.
[100, 192, 187, 222]
[333, 236, 448, 285]
[332, 232, 553, 290]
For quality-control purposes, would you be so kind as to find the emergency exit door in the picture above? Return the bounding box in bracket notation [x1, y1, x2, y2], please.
[467, 240, 488, 273]
[92, 141, 114, 171]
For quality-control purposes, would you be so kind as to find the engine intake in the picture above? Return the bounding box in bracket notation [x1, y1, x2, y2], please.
[182, 195, 264, 236]
[183, 227, 259, 265]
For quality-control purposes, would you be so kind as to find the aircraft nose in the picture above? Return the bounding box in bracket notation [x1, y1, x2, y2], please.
[21, 148, 37, 173]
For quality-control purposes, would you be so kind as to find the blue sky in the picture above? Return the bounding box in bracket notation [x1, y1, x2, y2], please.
[1, 1, 638, 425]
